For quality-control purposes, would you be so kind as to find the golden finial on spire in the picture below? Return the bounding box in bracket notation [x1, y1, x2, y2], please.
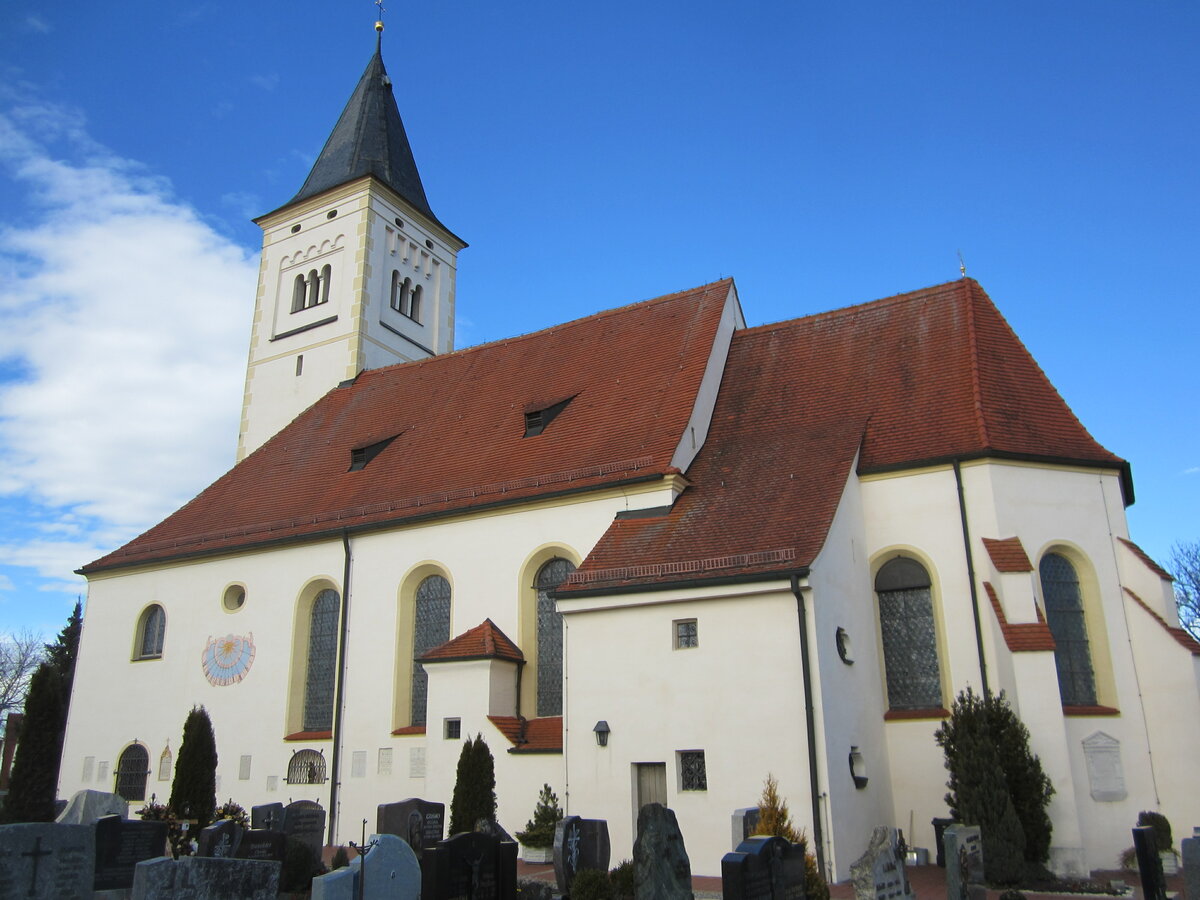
[375, 0, 386, 32]
[957, 250, 967, 277]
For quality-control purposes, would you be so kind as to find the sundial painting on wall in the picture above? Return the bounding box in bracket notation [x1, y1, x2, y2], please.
[201, 633, 256, 686]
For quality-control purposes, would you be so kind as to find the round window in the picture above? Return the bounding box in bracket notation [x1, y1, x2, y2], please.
[223, 585, 246, 612]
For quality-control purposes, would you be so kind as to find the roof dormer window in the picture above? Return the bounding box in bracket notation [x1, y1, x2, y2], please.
[523, 395, 575, 437]
[348, 434, 398, 471]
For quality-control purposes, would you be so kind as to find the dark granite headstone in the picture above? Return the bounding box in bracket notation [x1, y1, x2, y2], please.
[943, 825, 982, 900]
[250, 802, 284, 831]
[721, 835, 807, 900]
[633, 804, 694, 900]
[0, 822, 95, 899]
[236, 829, 287, 862]
[196, 818, 244, 858]
[131, 854, 280, 899]
[283, 799, 327, 860]
[421, 830, 518, 900]
[378, 798, 445, 856]
[1181, 835, 1200, 900]
[553, 816, 611, 892]
[93, 815, 169, 891]
[1134, 826, 1168, 900]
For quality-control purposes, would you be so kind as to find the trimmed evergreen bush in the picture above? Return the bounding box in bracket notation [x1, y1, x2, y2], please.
[751, 774, 829, 900]
[1, 664, 65, 822]
[609, 859, 635, 900]
[169, 706, 218, 827]
[571, 867, 614, 900]
[1137, 811, 1173, 853]
[330, 846, 350, 870]
[449, 733, 497, 834]
[516, 783, 563, 848]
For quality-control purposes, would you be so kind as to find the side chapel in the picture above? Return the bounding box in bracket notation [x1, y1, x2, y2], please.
[58, 29, 1200, 879]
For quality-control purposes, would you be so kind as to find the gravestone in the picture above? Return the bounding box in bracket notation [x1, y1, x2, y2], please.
[378, 797, 445, 856]
[633, 803, 694, 900]
[56, 789, 129, 824]
[236, 828, 287, 862]
[1133, 826, 1168, 900]
[311, 833, 421, 900]
[553, 816, 611, 891]
[732, 807, 761, 849]
[196, 818, 244, 858]
[943, 825, 983, 900]
[421, 830, 518, 900]
[0, 822, 95, 899]
[131, 854, 280, 899]
[250, 801, 284, 831]
[94, 814, 169, 891]
[849, 826, 914, 900]
[721, 835, 806, 900]
[1181, 834, 1200, 900]
[284, 799, 327, 861]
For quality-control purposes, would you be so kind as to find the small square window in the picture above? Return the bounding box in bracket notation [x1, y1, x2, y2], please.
[444, 718, 461, 740]
[679, 750, 707, 791]
[674, 619, 698, 649]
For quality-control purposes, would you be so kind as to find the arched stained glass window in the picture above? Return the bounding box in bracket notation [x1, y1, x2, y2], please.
[875, 557, 942, 711]
[115, 744, 150, 801]
[302, 589, 340, 732]
[536, 558, 575, 717]
[1040, 552, 1097, 706]
[410, 575, 451, 727]
[137, 605, 165, 659]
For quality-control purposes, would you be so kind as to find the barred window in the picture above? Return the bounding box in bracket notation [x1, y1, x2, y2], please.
[536, 558, 575, 717]
[286, 749, 326, 785]
[444, 718, 461, 740]
[115, 744, 150, 801]
[411, 574, 451, 727]
[674, 619, 698, 649]
[875, 557, 943, 710]
[1040, 553, 1097, 706]
[302, 589, 340, 731]
[679, 750, 707, 791]
[136, 605, 166, 659]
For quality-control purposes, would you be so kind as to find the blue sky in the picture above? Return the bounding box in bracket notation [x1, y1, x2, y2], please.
[0, 2, 1196, 637]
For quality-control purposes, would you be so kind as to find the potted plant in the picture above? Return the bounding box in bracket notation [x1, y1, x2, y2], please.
[516, 784, 562, 864]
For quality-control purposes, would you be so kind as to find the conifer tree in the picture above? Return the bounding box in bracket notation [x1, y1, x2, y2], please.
[449, 733, 497, 834]
[517, 783, 563, 848]
[169, 706, 218, 826]
[0, 664, 64, 822]
[753, 773, 801, 842]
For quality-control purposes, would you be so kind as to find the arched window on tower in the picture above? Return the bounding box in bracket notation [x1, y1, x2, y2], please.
[536, 558, 576, 717]
[115, 743, 150, 801]
[319, 264, 331, 304]
[1039, 552, 1097, 706]
[302, 589, 340, 732]
[292, 274, 307, 313]
[410, 574, 451, 727]
[306, 269, 320, 309]
[410, 284, 423, 323]
[390, 270, 401, 311]
[135, 605, 166, 660]
[875, 557, 943, 711]
[400, 277, 414, 318]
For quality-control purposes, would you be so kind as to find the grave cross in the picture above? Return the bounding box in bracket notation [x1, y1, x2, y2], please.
[21, 835, 53, 896]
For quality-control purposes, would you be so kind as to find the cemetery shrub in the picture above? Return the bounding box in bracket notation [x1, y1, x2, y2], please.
[999, 891, 1027, 900]
[1, 663, 65, 822]
[516, 783, 563, 848]
[169, 705, 218, 827]
[1137, 811, 1173, 853]
[330, 846, 350, 870]
[518, 879, 557, 900]
[936, 688, 1041, 884]
[281, 835, 324, 892]
[609, 859, 635, 900]
[752, 774, 829, 900]
[449, 733, 497, 834]
[572, 867, 614, 900]
[138, 794, 191, 858]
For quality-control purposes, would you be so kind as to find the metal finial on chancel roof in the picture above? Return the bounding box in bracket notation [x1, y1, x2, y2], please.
[375, 0, 386, 32]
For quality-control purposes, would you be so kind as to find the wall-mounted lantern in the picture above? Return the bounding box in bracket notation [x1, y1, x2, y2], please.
[594, 720, 610, 747]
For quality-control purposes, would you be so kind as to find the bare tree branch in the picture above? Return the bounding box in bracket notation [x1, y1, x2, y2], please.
[1169, 541, 1200, 641]
[0, 629, 45, 734]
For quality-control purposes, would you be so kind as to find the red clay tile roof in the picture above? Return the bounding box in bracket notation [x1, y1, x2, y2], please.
[1118, 538, 1173, 582]
[1124, 588, 1200, 655]
[566, 279, 1125, 593]
[82, 281, 733, 572]
[421, 619, 524, 663]
[982, 537, 1034, 573]
[984, 582, 1056, 652]
[487, 716, 563, 753]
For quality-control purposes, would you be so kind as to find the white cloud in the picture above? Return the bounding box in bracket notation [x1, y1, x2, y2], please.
[0, 102, 257, 588]
[24, 16, 51, 34]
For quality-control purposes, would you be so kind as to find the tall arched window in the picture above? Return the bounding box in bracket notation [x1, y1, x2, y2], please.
[1039, 552, 1097, 706]
[115, 744, 150, 801]
[390, 270, 401, 311]
[875, 557, 943, 711]
[302, 589, 340, 732]
[410, 575, 451, 727]
[135, 605, 166, 659]
[306, 269, 320, 308]
[410, 284, 423, 323]
[292, 274, 307, 312]
[536, 558, 575, 717]
[319, 264, 331, 304]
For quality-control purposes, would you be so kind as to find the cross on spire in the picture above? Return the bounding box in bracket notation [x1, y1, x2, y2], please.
[375, 0, 386, 32]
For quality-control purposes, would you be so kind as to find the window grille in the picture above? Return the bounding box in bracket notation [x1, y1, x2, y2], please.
[138, 605, 165, 658]
[536, 558, 575, 717]
[674, 619, 698, 649]
[286, 749, 326, 785]
[411, 575, 451, 726]
[115, 744, 150, 801]
[1040, 553, 1097, 706]
[302, 589, 340, 731]
[444, 718, 461, 740]
[679, 751, 707, 791]
[876, 558, 942, 710]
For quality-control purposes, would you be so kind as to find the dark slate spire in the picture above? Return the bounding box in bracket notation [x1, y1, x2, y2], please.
[289, 36, 444, 229]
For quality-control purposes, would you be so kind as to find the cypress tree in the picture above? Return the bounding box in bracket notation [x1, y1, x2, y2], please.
[169, 706, 217, 826]
[1, 664, 64, 822]
[449, 733, 497, 834]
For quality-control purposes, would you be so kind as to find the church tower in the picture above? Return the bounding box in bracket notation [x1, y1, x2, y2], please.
[237, 30, 466, 461]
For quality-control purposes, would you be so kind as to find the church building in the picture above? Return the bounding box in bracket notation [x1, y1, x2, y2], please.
[58, 31, 1200, 879]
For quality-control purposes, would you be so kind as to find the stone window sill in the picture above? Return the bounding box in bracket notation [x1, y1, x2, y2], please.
[884, 707, 950, 721]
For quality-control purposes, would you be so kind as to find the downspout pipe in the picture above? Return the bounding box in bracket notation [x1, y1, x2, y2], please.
[328, 529, 353, 845]
[953, 461, 989, 696]
[791, 574, 826, 878]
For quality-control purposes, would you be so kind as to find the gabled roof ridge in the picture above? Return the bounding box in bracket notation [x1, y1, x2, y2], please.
[963, 280, 992, 447]
[1124, 587, 1200, 655]
[354, 278, 734, 385]
[1117, 537, 1173, 582]
[420, 618, 524, 663]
